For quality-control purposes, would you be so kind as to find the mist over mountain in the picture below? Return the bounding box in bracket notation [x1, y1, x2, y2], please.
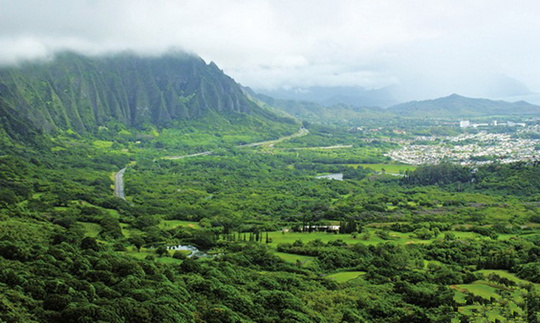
[250, 89, 540, 126]
[0, 52, 284, 138]
[496, 93, 540, 106]
[256, 86, 399, 108]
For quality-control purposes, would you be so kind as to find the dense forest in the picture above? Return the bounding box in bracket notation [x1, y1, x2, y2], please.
[1, 121, 539, 322]
[0, 53, 539, 322]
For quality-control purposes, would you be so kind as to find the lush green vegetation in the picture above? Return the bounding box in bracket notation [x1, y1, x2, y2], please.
[1, 54, 539, 322]
[1, 120, 538, 322]
[326, 271, 366, 283]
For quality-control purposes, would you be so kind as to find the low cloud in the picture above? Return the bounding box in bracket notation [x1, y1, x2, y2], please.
[1, 0, 539, 100]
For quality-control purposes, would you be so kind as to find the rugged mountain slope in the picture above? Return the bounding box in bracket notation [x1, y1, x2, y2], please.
[387, 94, 540, 117]
[0, 52, 271, 136]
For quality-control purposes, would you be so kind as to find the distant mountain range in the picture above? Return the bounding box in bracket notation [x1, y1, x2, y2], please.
[387, 94, 540, 118]
[254, 90, 540, 123]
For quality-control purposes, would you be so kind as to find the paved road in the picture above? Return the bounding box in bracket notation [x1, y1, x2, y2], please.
[114, 168, 126, 200]
[114, 127, 309, 199]
[237, 127, 309, 148]
[161, 151, 213, 160]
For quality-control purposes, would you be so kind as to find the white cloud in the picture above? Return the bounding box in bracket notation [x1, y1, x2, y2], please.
[1, 0, 540, 99]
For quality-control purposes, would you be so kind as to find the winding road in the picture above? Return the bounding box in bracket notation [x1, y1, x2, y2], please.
[237, 127, 309, 148]
[113, 127, 309, 200]
[161, 151, 213, 160]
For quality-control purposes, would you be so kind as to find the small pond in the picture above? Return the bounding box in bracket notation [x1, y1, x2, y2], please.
[167, 245, 209, 258]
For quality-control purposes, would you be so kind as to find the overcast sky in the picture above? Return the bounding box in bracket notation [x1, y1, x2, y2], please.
[1, 0, 540, 100]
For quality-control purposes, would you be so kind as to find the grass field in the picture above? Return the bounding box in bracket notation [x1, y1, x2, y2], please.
[159, 220, 200, 230]
[457, 295, 525, 321]
[325, 271, 366, 283]
[120, 249, 149, 260]
[346, 163, 417, 174]
[458, 305, 503, 321]
[155, 257, 183, 264]
[452, 273, 534, 321]
[454, 282, 502, 300]
[267, 231, 367, 248]
[453, 291, 468, 305]
[120, 223, 143, 238]
[274, 252, 315, 267]
[121, 219, 199, 238]
[266, 229, 432, 249]
[475, 269, 540, 289]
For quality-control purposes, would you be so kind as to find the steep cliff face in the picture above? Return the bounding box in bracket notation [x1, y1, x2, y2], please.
[0, 52, 255, 134]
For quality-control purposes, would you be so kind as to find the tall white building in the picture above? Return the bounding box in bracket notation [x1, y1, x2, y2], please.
[460, 120, 470, 128]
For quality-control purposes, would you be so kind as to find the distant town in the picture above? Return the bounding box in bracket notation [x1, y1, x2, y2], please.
[458, 119, 527, 128]
[386, 123, 539, 166]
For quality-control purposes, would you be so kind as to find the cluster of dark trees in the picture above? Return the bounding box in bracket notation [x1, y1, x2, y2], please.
[402, 161, 540, 197]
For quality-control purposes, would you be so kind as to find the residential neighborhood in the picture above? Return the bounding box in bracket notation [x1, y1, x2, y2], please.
[386, 127, 539, 166]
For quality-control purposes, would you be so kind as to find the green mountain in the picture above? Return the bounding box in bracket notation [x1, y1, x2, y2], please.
[250, 90, 393, 125]
[387, 93, 540, 117]
[0, 52, 290, 138]
[252, 91, 540, 125]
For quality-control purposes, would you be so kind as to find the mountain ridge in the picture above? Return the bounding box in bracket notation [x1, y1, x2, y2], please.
[0, 52, 275, 138]
[255, 90, 540, 124]
[387, 93, 540, 117]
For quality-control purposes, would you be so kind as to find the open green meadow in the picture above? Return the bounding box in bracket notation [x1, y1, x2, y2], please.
[120, 223, 143, 238]
[325, 271, 366, 283]
[159, 220, 201, 230]
[457, 305, 505, 322]
[154, 257, 184, 264]
[267, 231, 371, 248]
[454, 282, 502, 300]
[254, 226, 533, 253]
[475, 269, 540, 288]
[347, 163, 417, 174]
[274, 252, 315, 267]
[267, 229, 435, 248]
[452, 277, 531, 321]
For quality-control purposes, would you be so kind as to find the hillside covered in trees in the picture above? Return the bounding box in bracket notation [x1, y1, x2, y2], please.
[0, 52, 539, 322]
[0, 52, 295, 138]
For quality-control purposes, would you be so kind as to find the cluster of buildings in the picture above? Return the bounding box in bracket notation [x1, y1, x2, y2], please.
[386, 130, 539, 166]
[459, 120, 527, 128]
